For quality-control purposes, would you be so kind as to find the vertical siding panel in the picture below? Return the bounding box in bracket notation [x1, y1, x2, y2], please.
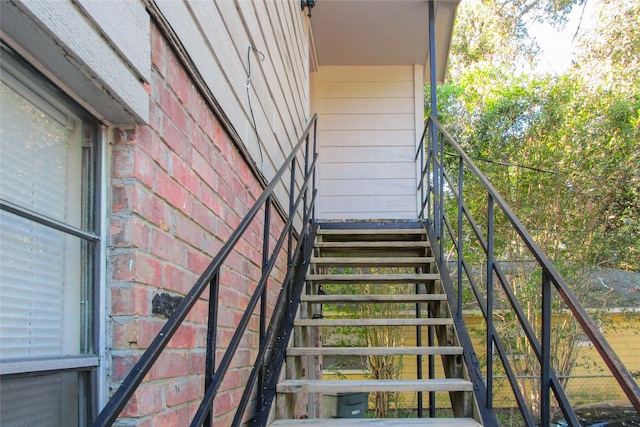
[262, 1, 306, 126]
[154, 0, 310, 209]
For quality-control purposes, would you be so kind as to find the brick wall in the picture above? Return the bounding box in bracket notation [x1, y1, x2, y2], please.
[108, 23, 288, 425]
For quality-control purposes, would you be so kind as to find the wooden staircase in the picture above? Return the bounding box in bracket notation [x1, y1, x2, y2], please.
[269, 224, 482, 426]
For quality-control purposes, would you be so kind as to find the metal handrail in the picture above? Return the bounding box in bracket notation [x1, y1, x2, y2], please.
[92, 115, 318, 427]
[417, 115, 640, 425]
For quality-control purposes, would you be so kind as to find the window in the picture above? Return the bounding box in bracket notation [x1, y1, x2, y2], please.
[0, 43, 101, 426]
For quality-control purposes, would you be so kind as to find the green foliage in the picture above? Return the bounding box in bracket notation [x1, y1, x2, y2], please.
[428, 0, 639, 417]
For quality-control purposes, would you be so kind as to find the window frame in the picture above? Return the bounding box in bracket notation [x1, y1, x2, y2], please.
[0, 42, 104, 424]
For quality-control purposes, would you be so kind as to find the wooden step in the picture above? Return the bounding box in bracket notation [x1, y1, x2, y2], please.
[315, 241, 429, 249]
[277, 379, 474, 394]
[306, 273, 440, 284]
[310, 256, 435, 267]
[318, 228, 424, 235]
[294, 318, 453, 327]
[287, 346, 463, 356]
[317, 228, 426, 242]
[300, 294, 447, 304]
[270, 418, 482, 427]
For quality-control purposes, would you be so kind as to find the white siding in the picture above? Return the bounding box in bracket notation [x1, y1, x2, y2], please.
[0, 0, 150, 124]
[317, 65, 422, 220]
[155, 0, 311, 208]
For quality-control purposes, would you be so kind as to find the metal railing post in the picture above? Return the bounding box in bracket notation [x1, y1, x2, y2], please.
[541, 270, 552, 425]
[288, 158, 297, 268]
[420, 132, 426, 221]
[426, 123, 433, 225]
[204, 273, 220, 427]
[311, 119, 318, 224]
[438, 129, 445, 257]
[486, 195, 495, 412]
[304, 133, 310, 223]
[416, 282, 424, 418]
[258, 197, 272, 408]
[457, 155, 464, 316]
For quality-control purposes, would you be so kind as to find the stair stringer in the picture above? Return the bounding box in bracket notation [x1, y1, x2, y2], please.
[251, 225, 320, 426]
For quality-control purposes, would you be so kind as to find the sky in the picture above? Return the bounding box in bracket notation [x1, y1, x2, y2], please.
[528, 0, 599, 74]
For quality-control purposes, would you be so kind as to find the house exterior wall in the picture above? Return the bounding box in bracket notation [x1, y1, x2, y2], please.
[1, 0, 306, 425]
[317, 65, 424, 220]
[108, 24, 288, 425]
[154, 0, 312, 203]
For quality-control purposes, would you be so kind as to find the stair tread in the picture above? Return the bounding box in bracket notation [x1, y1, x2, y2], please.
[318, 229, 425, 236]
[311, 256, 435, 266]
[277, 379, 474, 394]
[295, 318, 453, 327]
[300, 294, 447, 303]
[316, 241, 429, 248]
[307, 273, 440, 284]
[270, 418, 482, 427]
[287, 346, 463, 356]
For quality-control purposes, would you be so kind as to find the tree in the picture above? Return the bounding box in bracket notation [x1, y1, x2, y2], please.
[430, 0, 639, 418]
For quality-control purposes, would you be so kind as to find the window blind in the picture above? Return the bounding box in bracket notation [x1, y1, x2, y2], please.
[0, 78, 82, 359]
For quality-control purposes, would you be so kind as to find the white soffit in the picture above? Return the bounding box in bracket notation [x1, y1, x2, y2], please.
[311, 0, 459, 83]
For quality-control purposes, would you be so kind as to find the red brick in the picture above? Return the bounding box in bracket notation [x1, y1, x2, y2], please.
[189, 351, 206, 375]
[157, 80, 189, 137]
[191, 149, 218, 190]
[166, 375, 203, 407]
[149, 351, 189, 380]
[111, 285, 149, 316]
[167, 54, 191, 108]
[218, 286, 239, 309]
[171, 153, 201, 197]
[223, 205, 241, 230]
[110, 217, 149, 249]
[186, 248, 211, 275]
[121, 384, 163, 417]
[216, 306, 234, 329]
[155, 169, 191, 215]
[161, 116, 192, 163]
[112, 184, 133, 213]
[113, 318, 164, 349]
[112, 148, 134, 178]
[112, 252, 162, 286]
[194, 324, 209, 348]
[151, 25, 167, 76]
[164, 264, 199, 296]
[167, 323, 197, 349]
[112, 353, 140, 382]
[155, 406, 189, 427]
[150, 228, 186, 265]
[221, 368, 241, 389]
[186, 299, 209, 324]
[199, 107, 217, 141]
[134, 150, 154, 189]
[133, 189, 171, 232]
[114, 127, 137, 145]
[137, 125, 168, 171]
[191, 200, 217, 235]
[212, 390, 234, 418]
[189, 121, 212, 159]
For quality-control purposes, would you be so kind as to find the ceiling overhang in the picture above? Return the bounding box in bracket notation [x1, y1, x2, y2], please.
[311, 0, 459, 84]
